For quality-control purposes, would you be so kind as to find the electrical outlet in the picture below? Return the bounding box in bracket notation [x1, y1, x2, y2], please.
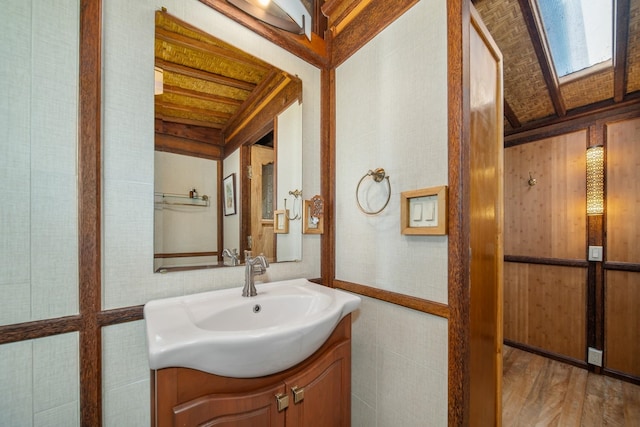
[588, 347, 603, 367]
[588, 246, 603, 261]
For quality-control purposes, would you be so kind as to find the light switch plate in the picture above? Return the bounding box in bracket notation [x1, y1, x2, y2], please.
[588, 245, 603, 261]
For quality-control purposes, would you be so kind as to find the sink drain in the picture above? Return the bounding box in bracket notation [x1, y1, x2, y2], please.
[253, 304, 261, 313]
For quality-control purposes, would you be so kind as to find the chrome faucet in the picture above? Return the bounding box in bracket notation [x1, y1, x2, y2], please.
[243, 252, 269, 297]
[221, 248, 240, 266]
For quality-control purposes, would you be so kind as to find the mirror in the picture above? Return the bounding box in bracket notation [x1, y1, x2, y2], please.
[153, 10, 302, 272]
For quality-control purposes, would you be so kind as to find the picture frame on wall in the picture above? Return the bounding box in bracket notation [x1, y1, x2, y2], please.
[273, 209, 290, 234]
[302, 199, 324, 234]
[223, 173, 236, 216]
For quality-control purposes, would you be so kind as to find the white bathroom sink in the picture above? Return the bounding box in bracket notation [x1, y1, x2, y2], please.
[144, 278, 361, 378]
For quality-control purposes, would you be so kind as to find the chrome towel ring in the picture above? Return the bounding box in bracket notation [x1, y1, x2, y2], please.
[356, 168, 391, 215]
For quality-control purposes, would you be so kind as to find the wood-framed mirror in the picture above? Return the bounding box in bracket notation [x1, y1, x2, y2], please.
[153, 10, 302, 272]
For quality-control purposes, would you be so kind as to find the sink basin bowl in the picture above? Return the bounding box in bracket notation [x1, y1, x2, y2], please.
[144, 279, 361, 378]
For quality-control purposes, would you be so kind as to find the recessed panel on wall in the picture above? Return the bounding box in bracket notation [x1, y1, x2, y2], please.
[0, 0, 79, 326]
[504, 131, 587, 260]
[0, 333, 80, 427]
[504, 263, 587, 361]
[605, 271, 640, 377]
[606, 117, 640, 264]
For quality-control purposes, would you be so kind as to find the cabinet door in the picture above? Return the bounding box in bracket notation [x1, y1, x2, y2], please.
[285, 340, 351, 426]
[172, 382, 286, 427]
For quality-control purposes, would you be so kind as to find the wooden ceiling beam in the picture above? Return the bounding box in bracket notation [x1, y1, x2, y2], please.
[155, 26, 271, 73]
[155, 113, 226, 129]
[613, 0, 631, 102]
[162, 84, 243, 106]
[517, 0, 566, 117]
[155, 119, 224, 145]
[329, 0, 418, 67]
[505, 90, 640, 144]
[157, 101, 233, 120]
[504, 100, 521, 129]
[156, 59, 256, 92]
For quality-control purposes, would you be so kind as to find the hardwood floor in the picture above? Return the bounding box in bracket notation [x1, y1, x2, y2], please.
[502, 346, 640, 426]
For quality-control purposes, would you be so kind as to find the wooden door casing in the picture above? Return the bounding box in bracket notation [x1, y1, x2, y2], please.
[469, 5, 504, 426]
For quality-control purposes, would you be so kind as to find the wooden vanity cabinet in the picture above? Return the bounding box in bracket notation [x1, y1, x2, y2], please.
[151, 314, 352, 427]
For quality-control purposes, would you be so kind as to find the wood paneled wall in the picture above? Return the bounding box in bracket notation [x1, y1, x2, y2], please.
[604, 117, 640, 378]
[605, 271, 640, 377]
[504, 131, 586, 260]
[504, 263, 586, 361]
[606, 118, 640, 263]
[505, 111, 640, 384]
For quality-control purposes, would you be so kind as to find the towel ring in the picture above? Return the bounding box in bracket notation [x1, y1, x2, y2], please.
[356, 168, 391, 215]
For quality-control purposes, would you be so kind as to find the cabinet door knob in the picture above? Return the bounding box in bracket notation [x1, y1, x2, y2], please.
[291, 386, 305, 404]
[275, 393, 289, 412]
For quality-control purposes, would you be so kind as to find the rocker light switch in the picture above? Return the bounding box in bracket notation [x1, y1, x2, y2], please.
[424, 200, 435, 221]
[588, 246, 603, 261]
[412, 203, 423, 221]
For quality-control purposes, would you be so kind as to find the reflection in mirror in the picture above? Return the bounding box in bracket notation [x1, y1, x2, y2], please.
[153, 10, 302, 272]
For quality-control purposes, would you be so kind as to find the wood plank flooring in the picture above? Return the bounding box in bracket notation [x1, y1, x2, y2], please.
[502, 346, 640, 426]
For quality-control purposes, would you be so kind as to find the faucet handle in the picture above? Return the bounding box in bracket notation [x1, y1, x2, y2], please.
[258, 253, 269, 267]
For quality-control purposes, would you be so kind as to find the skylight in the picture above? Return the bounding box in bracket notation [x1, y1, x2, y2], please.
[536, 0, 612, 78]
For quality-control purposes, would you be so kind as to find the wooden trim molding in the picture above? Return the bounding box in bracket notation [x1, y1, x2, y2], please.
[604, 262, 640, 272]
[447, 0, 471, 424]
[329, 0, 418, 67]
[0, 316, 82, 345]
[78, 0, 103, 425]
[154, 251, 218, 258]
[197, 0, 328, 68]
[98, 306, 145, 327]
[504, 255, 589, 268]
[320, 67, 335, 285]
[504, 339, 588, 370]
[333, 280, 450, 319]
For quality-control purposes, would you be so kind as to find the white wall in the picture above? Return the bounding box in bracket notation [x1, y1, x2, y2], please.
[335, 1, 449, 425]
[276, 101, 303, 261]
[0, 0, 80, 425]
[223, 149, 241, 251]
[101, 0, 321, 425]
[154, 152, 218, 269]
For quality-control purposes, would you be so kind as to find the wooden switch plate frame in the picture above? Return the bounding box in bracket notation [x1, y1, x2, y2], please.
[401, 185, 448, 235]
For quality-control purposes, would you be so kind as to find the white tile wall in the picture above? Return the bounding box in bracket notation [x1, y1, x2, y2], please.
[351, 296, 448, 426]
[335, 1, 450, 425]
[0, 333, 80, 427]
[0, 0, 79, 326]
[102, 321, 150, 426]
[335, 0, 449, 305]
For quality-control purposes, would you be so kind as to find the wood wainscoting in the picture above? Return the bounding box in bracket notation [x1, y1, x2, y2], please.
[505, 106, 640, 384]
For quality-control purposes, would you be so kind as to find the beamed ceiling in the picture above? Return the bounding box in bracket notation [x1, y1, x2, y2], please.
[158, 0, 639, 148]
[472, 0, 640, 135]
[154, 10, 302, 154]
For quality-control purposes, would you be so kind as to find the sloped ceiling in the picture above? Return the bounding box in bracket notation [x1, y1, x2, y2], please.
[472, 0, 640, 135]
[154, 10, 300, 144]
[167, 0, 639, 139]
